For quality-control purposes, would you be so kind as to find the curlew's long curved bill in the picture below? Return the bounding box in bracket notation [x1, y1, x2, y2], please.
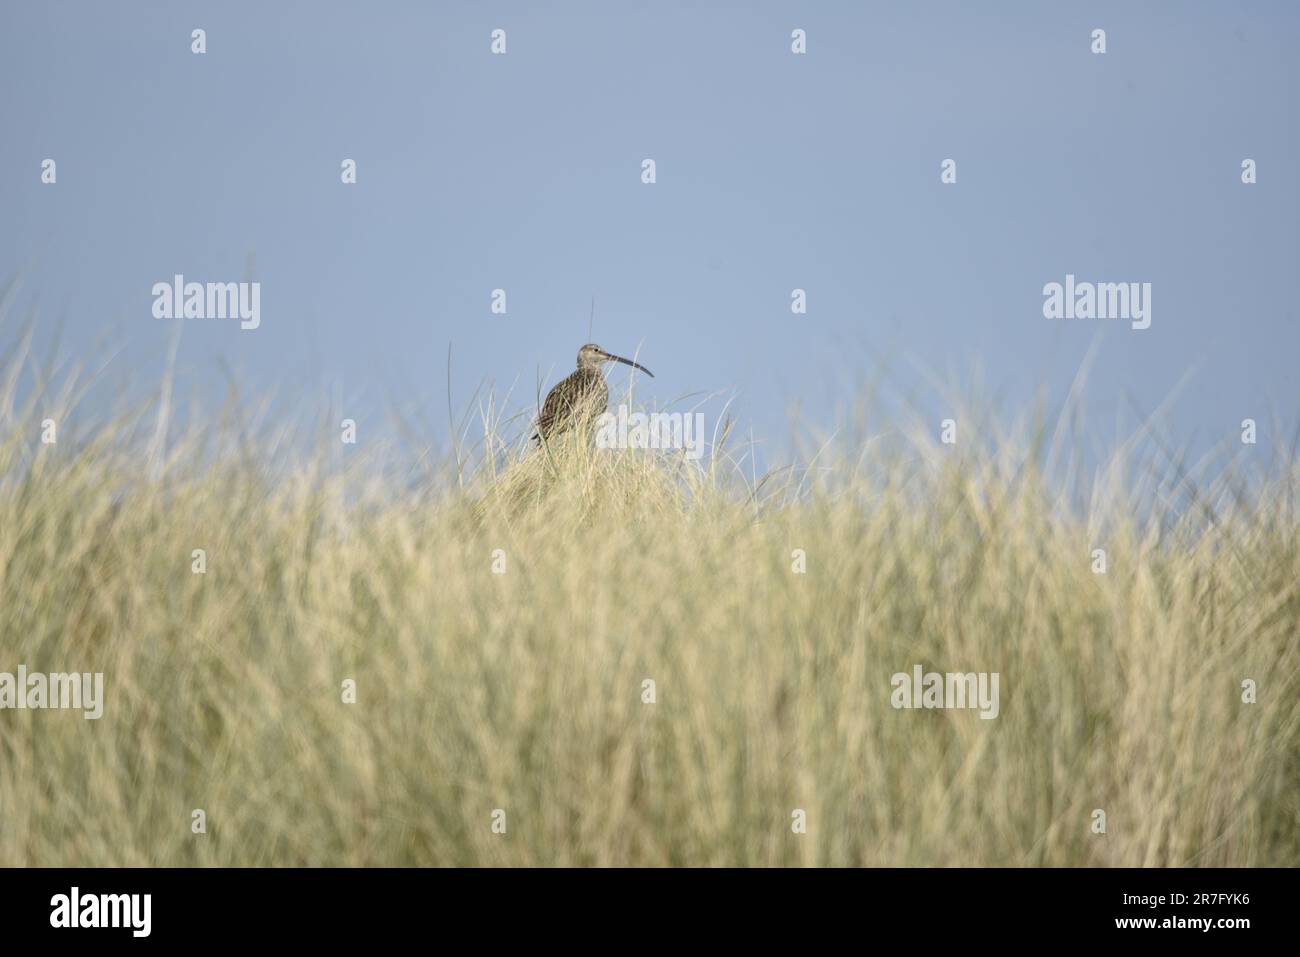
[602, 351, 654, 377]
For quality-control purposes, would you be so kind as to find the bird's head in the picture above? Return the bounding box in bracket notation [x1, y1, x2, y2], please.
[577, 343, 654, 377]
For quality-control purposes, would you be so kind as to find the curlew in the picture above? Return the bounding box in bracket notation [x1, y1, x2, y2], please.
[533, 343, 654, 442]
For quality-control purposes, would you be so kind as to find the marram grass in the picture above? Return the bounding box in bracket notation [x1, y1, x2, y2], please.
[0, 372, 1297, 867]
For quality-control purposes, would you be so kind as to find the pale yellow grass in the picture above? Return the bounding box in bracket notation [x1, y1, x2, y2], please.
[0, 348, 1296, 866]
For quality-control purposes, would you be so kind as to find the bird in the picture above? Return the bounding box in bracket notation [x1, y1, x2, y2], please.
[533, 343, 654, 442]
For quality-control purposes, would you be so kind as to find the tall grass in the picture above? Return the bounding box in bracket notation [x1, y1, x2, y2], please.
[0, 331, 1297, 866]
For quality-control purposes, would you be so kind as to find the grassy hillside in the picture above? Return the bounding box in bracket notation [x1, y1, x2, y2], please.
[0, 352, 1297, 866]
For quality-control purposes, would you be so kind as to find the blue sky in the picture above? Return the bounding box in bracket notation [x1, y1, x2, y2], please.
[2, 1, 1297, 466]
